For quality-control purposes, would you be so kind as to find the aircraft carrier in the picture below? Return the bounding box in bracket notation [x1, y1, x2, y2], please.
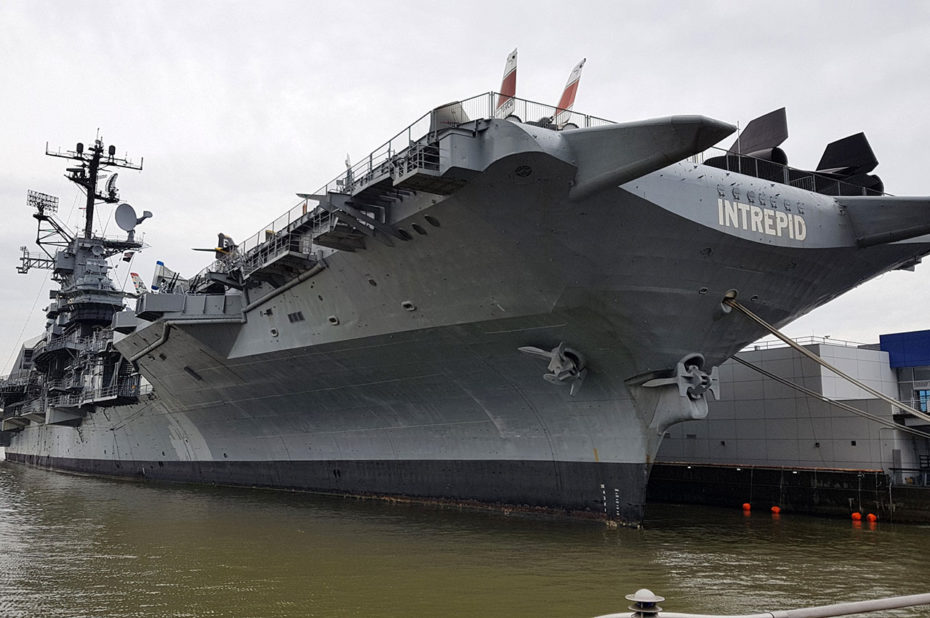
[3, 58, 930, 525]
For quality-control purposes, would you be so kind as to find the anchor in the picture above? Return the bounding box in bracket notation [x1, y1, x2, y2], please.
[518, 342, 588, 396]
[641, 353, 719, 401]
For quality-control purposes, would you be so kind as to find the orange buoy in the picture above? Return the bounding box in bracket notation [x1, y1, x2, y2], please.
[866, 513, 877, 522]
[851, 512, 862, 521]
[771, 506, 781, 514]
[742, 502, 751, 511]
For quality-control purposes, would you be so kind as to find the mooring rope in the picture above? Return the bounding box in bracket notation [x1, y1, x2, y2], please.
[730, 355, 930, 439]
[724, 298, 930, 425]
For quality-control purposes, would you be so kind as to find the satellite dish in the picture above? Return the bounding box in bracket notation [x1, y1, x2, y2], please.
[105, 173, 119, 196]
[115, 202, 138, 232]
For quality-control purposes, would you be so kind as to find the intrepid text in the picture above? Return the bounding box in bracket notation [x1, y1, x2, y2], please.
[717, 198, 806, 241]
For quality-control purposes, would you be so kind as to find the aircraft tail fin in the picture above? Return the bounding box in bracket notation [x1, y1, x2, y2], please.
[216, 233, 236, 259]
[554, 58, 585, 127]
[729, 107, 788, 162]
[152, 261, 189, 294]
[130, 272, 148, 296]
[495, 48, 518, 118]
[817, 132, 878, 175]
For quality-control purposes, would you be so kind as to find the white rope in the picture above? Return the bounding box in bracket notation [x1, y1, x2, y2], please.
[725, 298, 930, 425]
[731, 355, 930, 439]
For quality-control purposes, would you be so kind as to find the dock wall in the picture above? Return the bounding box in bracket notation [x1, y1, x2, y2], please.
[647, 462, 930, 523]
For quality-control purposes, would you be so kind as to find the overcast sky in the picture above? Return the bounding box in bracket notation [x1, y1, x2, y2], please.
[1, 1, 929, 373]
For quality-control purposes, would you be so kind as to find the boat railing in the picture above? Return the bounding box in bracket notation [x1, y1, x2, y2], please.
[45, 377, 80, 391]
[0, 369, 34, 387]
[695, 146, 885, 197]
[42, 331, 111, 355]
[47, 392, 82, 408]
[44, 380, 152, 408]
[83, 380, 152, 403]
[20, 397, 44, 416]
[42, 332, 82, 354]
[1, 377, 153, 419]
[222, 93, 613, 271]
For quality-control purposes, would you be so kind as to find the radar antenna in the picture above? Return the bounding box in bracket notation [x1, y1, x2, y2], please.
[46, 138, 143, 239]
[114, 202, 153, 241]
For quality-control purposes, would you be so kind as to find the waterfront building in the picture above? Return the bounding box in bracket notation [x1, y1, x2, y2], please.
[650, 329, 930, 519]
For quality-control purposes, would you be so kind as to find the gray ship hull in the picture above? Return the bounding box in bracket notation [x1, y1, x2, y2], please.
[6, 108, 930, 525]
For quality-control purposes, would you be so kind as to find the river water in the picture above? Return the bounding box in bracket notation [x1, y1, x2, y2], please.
[0, 460, 926, 618]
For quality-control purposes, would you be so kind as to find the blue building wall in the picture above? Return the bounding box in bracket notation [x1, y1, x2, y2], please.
[880, 330, 930, 368]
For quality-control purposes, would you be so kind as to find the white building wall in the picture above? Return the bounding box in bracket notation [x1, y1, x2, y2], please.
[816, 344, 898, 400]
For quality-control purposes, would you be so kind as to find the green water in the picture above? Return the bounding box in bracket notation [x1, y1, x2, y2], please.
[0, 461, 926, 617]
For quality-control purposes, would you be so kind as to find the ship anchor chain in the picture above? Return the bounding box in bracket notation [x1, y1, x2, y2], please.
[518, 342, 588, 396]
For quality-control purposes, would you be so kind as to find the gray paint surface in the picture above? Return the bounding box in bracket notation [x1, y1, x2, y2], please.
[6, 101, 930, 524]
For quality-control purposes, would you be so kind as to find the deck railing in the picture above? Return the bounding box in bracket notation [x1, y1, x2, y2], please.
[697, 147, 885, 197]
[220, 93, 614, 274]
[40, 331, 111, 356]
[0, 369, 33, 387]
[8, 379, 153, 414]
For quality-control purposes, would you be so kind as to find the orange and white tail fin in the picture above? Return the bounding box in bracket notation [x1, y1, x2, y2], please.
[554, 58, 585, 127]
[495, 48, 518, 118]
[130, 272, 148, 296]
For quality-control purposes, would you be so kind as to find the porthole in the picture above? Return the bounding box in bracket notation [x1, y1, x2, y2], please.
[412, 223, 427, 235]
[424, 215, 440, 227]
[397, 229, 412, 241]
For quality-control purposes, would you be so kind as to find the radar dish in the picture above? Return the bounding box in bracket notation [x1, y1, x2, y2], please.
[115, 202, 138, 232]
[105, 172, 119, 196]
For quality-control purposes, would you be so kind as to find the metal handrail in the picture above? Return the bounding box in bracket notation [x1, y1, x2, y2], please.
[40, 326, 113, 353]
[218, 92, 614, 272]
[198, 92, 880, 282]
[744, 335, 866, 352]
[697, 146, 885, 197]
[4, 377, 152, 416]
[597, 589, 930, 617]
[0, 369, 33, 385]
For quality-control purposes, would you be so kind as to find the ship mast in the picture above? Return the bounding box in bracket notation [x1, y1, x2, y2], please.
[45, 138, 143, 239]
